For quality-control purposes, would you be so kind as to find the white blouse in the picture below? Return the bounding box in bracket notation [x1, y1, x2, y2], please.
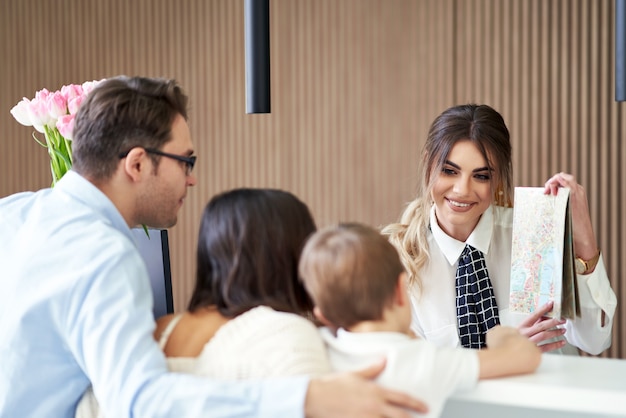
[409, 205, 616, 355]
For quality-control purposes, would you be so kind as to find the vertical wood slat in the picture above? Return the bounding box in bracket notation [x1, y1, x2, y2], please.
[1, 0, 623, 358]
[455, 0, 624, 359]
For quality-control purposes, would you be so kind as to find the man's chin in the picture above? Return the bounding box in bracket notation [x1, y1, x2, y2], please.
[140, 218, 177, 230]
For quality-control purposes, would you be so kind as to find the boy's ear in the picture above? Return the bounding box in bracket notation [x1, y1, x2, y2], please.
[395, 272, 409, 306]
[313, 306, 334, 327]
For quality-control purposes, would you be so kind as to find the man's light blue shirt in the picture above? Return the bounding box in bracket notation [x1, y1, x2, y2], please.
[0, 171, 308, 417]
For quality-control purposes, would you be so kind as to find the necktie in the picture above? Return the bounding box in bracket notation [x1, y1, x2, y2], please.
[455, 245, 500, 349]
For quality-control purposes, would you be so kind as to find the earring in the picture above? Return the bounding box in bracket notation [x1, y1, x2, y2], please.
[493, 185, 512, 207]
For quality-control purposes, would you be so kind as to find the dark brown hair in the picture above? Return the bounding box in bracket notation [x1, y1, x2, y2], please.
[188, 188, 316, 318]
[72, 75, 189, 179]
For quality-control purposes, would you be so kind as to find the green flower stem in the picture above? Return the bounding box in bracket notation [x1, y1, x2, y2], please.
[64, 137, 73, 165]
[43, 126, 72, 186]
[43, 126, 61, 185]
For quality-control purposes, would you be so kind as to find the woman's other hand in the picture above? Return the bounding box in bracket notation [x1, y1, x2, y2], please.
[543, 172, 599, 261]
[517, 301, 567, 353]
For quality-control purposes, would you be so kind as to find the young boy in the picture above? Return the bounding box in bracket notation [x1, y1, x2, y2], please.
[299, 222, 542, 418]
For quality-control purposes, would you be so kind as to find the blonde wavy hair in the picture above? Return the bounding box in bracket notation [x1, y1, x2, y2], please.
[382, 104, 513, 293]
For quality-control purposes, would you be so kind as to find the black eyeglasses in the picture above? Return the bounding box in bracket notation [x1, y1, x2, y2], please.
[119, 148, 197, 175]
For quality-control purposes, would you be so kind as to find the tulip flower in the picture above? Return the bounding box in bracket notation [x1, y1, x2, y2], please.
[10, 79, 105, 186]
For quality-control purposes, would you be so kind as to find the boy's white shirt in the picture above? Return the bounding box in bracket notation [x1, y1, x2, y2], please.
[319, 327, 479, 418]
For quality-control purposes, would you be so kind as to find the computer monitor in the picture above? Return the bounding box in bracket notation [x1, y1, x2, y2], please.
[131, 228, 174, 318]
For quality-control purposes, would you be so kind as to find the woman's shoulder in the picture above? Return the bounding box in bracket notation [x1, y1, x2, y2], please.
[154, 313, 184, 346]
[154, 313, 178, 340]
[209, 306, 319, 345]
[197, 307, 330, 378]
[236, 306, 317, 330]
[492, 204, 514, 226]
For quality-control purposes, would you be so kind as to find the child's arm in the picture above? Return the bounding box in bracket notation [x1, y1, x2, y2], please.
[476, 325, 542, 379]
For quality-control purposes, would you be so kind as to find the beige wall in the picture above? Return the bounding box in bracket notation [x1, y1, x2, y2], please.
[1, 0, 624, 359]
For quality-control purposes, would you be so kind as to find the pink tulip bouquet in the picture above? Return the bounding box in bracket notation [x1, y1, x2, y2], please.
[10, 79, 104, 186]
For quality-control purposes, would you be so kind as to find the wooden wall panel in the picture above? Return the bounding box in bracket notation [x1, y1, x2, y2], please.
[452, 0, 625, 358]
[1, 0, 623, 358]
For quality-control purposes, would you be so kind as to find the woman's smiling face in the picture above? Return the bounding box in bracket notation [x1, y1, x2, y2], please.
[430, 140, 494, 242]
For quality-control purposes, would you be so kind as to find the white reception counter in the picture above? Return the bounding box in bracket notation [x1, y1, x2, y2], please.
[441, 353, 626, 417]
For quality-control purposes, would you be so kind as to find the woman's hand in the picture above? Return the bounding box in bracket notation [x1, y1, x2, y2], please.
[517, 301, 567, 353]
[543, 172, 598, 261]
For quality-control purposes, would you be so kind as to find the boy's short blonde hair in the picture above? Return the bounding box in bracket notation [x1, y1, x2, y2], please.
[299, 222, 405, 329]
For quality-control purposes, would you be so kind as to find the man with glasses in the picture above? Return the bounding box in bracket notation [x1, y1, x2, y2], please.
[0, 76, 427, 418]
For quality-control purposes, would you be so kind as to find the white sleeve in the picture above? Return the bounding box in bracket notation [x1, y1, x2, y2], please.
[428, 346, 480, 393]
[381, 340, 479, 417]
[565, 256, 617, 355]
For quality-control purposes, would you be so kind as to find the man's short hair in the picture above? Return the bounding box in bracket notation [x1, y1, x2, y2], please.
[72, 75, 189, 180]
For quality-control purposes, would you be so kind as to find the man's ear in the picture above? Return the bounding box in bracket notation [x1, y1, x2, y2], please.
[313, 306, 334, 327]
[395, 272, 409, 307]
[122, 147, 149, 182]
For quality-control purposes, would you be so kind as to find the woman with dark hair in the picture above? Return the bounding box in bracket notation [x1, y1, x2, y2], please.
[383, 104, 616, 356]
[153, 188, 330, 378]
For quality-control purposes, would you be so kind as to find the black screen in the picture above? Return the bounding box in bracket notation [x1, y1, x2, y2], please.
[131, 228, 174, 318]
